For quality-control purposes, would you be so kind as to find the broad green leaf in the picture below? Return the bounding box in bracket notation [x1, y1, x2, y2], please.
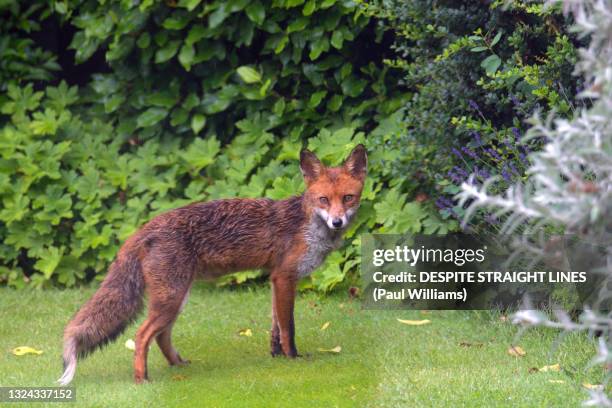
[245, 1, 265, 25]
[178, 0, 202, 11]
[309, 90, 327, 108]
[481, 54, 501, 74]
[155, 40, 181, 63]
[303, 0, 316, 15]
[191, 113, 206, 134]
[236, 66, 262, 83]
[209, 4, 229, 28]
[145, 91, 179, 109]
[180, 137, 221, 173]
[186, 25, 207, 45]
[490, 32, 502, 46]
[309, 35, 329, 60]
[341, 76, 367, 97]
[162, 16, 190, 30]
[288, 17, 308, 33]
[34, 246, 64, 279]
[136, 32, 151, 48]
[136, 107, 168, 128]
[286, 0, 305, 7]
[331, 30, 344, 49]
[327, 94, 343, 111]
[178, 43, 195, 70]
[0, 195, 30, 225]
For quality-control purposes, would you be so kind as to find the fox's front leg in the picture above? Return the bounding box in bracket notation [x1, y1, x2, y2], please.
[270, 284, 282, 357]
[270, 274, 298, 358]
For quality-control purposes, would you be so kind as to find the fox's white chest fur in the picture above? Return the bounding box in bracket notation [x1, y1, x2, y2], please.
[297, 216, 343, 278]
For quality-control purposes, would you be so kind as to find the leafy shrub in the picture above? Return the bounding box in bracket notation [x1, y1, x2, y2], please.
[0, 2, 60, 94]
[365, 0, 582, 230]
[458, 1, 611, 403]
[0, 81, 447, 290]
[0, 0, 457, 290]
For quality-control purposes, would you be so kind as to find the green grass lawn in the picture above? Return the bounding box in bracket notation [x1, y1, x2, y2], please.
[0, 284, 604, 407]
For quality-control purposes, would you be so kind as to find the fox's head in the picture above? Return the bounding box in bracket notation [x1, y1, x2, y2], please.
[300, 144, 367, 231]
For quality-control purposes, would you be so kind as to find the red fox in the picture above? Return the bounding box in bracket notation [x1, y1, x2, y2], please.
[58, 144, 367, 385]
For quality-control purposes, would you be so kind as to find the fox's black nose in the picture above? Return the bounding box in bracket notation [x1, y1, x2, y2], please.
[332, 218, 343, 228]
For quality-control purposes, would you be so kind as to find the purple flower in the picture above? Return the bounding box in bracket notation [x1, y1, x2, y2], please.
[453, 166, 469, 178]
[474, 166, 490, 180]
[519, 151, 529, 165]
[511, 127, 521, 142]
[509, 162, 519, 175]
[510, 94, 520, 106]
[436, 197, 459, 219]
[435, 198, 448, 210]
[439, 196, 454, 207]
[451, 147, 463, 159]
[461, 146, 478, 159]
[503, 138, 513, 150]
[468, 99, 480, 111]
[501, 165, 512, 182]
[487, 148, 502, 161]
[471, 131, 483, 145]
[447, 169, 464, 184]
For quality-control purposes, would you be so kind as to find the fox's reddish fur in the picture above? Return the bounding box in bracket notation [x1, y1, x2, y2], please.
[59, 145, 367, 384]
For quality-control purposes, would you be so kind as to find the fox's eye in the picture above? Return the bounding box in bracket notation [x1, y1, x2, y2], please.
[319, 197, 329, 205]
[343, 194, 354, 203]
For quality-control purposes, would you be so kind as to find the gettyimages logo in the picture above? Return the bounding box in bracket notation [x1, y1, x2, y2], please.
[372, 246, 486, 267]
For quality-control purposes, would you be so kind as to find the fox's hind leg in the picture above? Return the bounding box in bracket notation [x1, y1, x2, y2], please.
[134, 264, 193, 383]
[156, 326, 190, 366]
[156, 289, 191, 366]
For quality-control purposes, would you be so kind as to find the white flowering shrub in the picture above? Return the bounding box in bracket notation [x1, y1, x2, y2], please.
[457, 0, 611, 405]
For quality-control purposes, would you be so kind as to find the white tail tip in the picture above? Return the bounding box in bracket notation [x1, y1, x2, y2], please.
[57, 358, 76, 386]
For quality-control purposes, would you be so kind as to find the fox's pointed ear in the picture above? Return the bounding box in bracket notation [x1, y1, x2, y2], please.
[343, 144, 367, 181]
[300, 149, 324, 184]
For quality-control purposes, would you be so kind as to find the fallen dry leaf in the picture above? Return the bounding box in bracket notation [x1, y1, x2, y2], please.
[539, 363, 561, 372]
[507, 345, 526, 357]
[125, 339, 136, 351]
[583, 383, 603, 391]
[238, 328, 253, 337]
[12, 346, 43, 356]
[499, 315, 508, 322]
[317, 346, 342, 353]
[172, 374, 187, 381]
[320, 321, 330, 331]
[397, 318, 431, 326]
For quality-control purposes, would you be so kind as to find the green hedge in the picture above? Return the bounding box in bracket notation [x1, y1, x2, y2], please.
[0, 0, 457, 290]
[3, 0, 576, 290]
[365, 0, 581, 229]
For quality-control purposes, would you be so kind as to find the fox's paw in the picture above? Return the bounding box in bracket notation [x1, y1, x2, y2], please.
[175, 357, 191, 366]
[284, 349, 300, 358]
[134, 375, 149, 384]
[270, 337, 282, 357]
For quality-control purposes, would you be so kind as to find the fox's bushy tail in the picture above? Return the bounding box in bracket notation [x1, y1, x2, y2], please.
[58, 254, 145, 386]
